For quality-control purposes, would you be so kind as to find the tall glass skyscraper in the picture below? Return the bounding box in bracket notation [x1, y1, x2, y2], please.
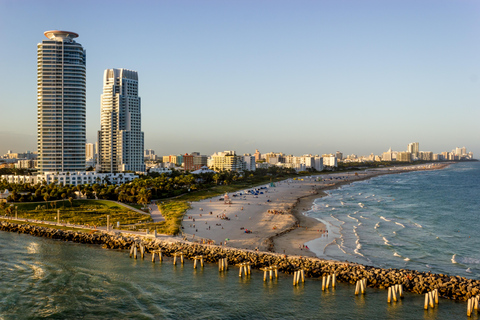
[37, 30, 86, 173]
[98, 69, 145, 173]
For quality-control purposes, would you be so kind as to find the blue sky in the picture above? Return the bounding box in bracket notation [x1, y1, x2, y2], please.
[0, 0, 479, 158]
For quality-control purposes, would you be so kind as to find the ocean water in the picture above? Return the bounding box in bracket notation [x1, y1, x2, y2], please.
[0, 231, 468, 319]
[307, 161, 480, 280]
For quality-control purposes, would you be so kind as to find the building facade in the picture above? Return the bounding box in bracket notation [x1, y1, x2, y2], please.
[98, 69, 145, 172]
[210, 151, 246, 172]
[37, 30, 86, 172]
[1, 172, 138, 187]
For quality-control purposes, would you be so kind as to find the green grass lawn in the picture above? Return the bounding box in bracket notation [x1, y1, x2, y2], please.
[154, 201, 191, 235]
[4, 199, 153, 227]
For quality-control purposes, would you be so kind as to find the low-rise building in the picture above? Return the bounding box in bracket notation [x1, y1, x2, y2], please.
[0, 172, 138, 186]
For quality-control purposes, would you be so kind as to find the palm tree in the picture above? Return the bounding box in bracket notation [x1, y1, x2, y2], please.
[136, 188, 151, 210]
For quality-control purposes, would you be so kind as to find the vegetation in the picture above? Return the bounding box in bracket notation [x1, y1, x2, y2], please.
[0, 200, 152, 227]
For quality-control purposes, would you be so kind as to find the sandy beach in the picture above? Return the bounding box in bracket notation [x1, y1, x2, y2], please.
[181, 163, 449, 258]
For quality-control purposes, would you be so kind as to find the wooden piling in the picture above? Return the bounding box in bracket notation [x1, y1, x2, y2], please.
[301, 269, 305, 283]
[467, 298, 472, 317]
[194, 259, 197, 269]
[322, 276, 326, 291]
[392, 285, 397, 302]
[434, 288, 438, 304]
[140, 245, 144, 259]
[474, 295, 479, 310]
[133, 246, 137, 259]
[326, 275, 331, 288]
[332, 273, 336, 288]
[424, 293, 429, 310]
[130, 244, 134, 258]
[399, 284, 404, 298]
[263, 269, 267, 281]
[428, 291, 434, 308]
[355, 281, 360, 295]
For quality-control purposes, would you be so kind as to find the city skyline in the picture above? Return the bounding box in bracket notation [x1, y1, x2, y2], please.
[0, 0, 479, 157]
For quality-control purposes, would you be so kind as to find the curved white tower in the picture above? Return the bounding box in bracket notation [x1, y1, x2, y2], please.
[37, 30, 86, 173]
[98, 69, 145, 173]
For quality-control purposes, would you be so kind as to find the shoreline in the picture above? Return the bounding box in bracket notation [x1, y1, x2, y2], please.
[270, 162, 452, 258]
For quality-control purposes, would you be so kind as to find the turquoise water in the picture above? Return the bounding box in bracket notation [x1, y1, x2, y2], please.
[307, 162, 480, 280]
[1, 162, 479, 319]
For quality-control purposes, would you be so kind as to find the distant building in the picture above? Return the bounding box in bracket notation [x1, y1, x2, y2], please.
[144, 149, 156, 161]
[86, 143, 95, 161]
[407, 142, 419, 157]
[322, 154, 338, 167]
[419, 151, 433, 161]
[183, 153, 207, 171]
[335, 151, 343, 161]
[397, 152, 412, 162]
[254, 149, 262, 161]
[210, 151, 246, 172]
[243, 154, 256, 171]
[14, 160, 37, 169]
[382, 148, 393, 161]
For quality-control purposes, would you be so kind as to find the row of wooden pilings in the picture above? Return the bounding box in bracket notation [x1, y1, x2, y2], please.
[466, 295, 480, 317]
[129, 245, 478, 316]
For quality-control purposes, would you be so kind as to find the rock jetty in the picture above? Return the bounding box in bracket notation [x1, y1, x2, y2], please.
[1, 221, 478, 301]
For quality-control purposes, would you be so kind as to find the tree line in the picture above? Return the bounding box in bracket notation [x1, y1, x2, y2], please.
[0, 167, 300, 206]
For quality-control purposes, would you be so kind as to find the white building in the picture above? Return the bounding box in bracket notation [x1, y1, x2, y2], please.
[98, 69, 145, 173]
[37, 30, 86, 172]
[314, 156, 324, 171]
[243, 155, 256, 171]
[149, 167, 172, 174]
[0, 172, 138, 187]
[323, 154, 338, 167]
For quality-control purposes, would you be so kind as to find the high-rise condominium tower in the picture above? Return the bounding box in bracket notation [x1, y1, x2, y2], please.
[407, 142, 419, 157]
[37, 30, 86, 172]
[98, 69, 145, 172]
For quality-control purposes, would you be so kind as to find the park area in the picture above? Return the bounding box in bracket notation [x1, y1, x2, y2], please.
[3, 200, 152, 227]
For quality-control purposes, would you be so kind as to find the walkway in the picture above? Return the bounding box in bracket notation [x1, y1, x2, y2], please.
[149, 201, 165, 222]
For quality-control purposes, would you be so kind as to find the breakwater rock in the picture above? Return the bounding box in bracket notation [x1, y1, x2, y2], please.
[1, 221, 478, 301]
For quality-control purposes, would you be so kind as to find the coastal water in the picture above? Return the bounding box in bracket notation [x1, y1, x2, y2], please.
[307, 162, 480, 280]
[0, 231, 469, 319]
